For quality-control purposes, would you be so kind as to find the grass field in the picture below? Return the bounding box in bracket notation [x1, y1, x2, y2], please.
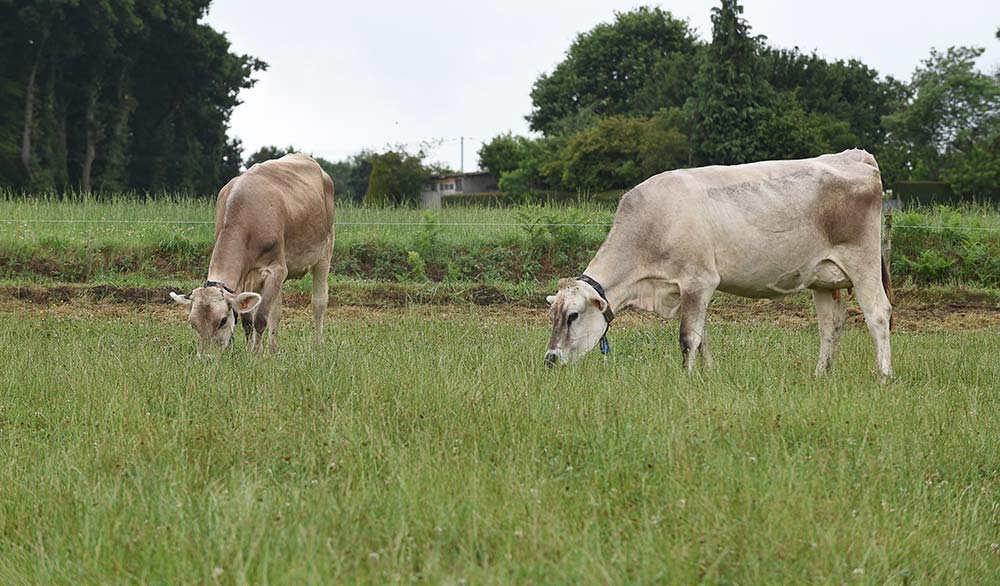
[2, 302, 999, 583]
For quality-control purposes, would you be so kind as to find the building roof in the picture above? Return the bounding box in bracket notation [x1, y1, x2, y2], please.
[426, 171, 493, 180]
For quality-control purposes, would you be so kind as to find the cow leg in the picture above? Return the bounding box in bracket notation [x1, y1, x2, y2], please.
[241, 312, 253, 343]
[251, 264, 288, 352]
[812, 288, 847, 376]
[851, 272, 893, 382]
[267, 290, 282, 352]
[698, 320, 714, 368]
[678, 286, 715, 374]
[310, 257, 331, 345]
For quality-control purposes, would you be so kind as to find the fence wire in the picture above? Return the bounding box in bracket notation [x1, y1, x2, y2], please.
[1, 218, 1000, 231]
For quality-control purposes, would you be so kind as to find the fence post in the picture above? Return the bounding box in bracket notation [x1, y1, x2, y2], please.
[883, 206, 892, 278]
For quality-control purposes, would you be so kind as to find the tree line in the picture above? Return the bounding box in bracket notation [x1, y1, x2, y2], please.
[0, 0, 264, 195]
[478, 1, 1000, 200]
[2, 0, 997, 202]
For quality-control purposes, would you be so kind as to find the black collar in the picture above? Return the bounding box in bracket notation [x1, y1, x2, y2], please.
[578, 274, 615, 323]
[204, 280, 235, 294]
[579, 274, 614, 355]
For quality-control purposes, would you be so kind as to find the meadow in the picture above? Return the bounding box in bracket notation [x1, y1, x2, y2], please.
[1, 304, 999, 584]
[2, 195, 1000, 583]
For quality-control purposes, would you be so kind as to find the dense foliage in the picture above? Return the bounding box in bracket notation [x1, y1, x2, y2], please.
[0, 0, 264, 195]
[362, 150, 430, 206]
[481, 3, 1000, 201]
[2, 1, 997, 204]
[527, 6, 699, 135]
[244, 145, 374, 202]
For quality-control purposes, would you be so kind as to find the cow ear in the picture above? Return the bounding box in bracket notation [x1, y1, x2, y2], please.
[170, 292, 192, 307]
[232, 292, 262, 314]
[546, 295, 556, 305]
[591, 296, 607, 312]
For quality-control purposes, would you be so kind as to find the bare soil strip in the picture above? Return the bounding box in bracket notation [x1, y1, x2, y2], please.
[3, 283, 998, 332]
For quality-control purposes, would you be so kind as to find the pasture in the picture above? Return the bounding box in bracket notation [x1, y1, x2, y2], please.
[2, 300, 1000, 583]
[2, 195, 1000, 583]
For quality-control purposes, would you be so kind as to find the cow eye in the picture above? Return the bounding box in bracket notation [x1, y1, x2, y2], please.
[218, 316, 228, 329]
[567, 312, 579, 325]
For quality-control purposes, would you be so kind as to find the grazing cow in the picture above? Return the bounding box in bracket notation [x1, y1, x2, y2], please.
[170, 153, 335, 356]
[544, 149, 893, 381]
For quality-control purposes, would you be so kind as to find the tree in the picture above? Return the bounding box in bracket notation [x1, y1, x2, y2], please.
[763, 48, 905, 150]
[127, 0, 266, 195]
[477, 132, 532, 179]
[752, 92, 864, 161]
[363, 150, 429, 206]
[245, 145, 297, 167]
[527, 7, 698, 135]
[0, 0, 265, 195]
[246, 145, 376, 202]
[883, 46, 1000, 193]
[495, 138, 562, 199]
[687, 0, 773, 165]
[557, 110, 689, 193]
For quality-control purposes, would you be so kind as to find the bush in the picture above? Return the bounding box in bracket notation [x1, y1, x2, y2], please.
[890, 205, 1000, 286]
[890, 182, 956, 207]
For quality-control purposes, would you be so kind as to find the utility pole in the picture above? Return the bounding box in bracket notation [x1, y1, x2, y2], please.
[460, 136, 464, 174]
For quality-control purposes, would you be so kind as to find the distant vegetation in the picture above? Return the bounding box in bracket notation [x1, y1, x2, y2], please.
[480, 3, 1000, 202]
[1, 1, 997, 204]
[0, 1, 265, 195]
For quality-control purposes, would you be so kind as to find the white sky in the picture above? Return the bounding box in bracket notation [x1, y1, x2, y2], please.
[204, 0, 1000, 171]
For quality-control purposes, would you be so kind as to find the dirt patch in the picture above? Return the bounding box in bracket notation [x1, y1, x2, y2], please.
[3, 284, 177, 305]
[2, 284, 999, 332]
[465, 284, 511, 306]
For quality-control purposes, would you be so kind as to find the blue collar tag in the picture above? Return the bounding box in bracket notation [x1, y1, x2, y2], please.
[599, 336, 610, 355]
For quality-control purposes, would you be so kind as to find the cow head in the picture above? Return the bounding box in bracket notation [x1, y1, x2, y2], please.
[170, 287, 261, 357]
[544, 278, 610, 366]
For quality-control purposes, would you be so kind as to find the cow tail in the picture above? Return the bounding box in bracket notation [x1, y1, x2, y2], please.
[881, 253, 894, 331]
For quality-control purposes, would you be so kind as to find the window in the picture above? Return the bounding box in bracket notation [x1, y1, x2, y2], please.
[455, 178, 464, 191]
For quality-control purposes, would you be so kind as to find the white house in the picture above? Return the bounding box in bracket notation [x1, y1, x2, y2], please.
[419, 171, 498, 208]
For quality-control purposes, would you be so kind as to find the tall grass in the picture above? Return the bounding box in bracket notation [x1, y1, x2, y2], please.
[0, 191, 614, 248]
[1, 308, 999, 582]
[5, 192, 1000, 288]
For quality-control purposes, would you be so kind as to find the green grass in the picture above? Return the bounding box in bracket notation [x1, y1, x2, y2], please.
[6, 194, 1000, 289]
[0, 194, 611, 285]
[4, 193, 999, 250]
[2, 307, 999, 583]
[0, 192, 614, 248]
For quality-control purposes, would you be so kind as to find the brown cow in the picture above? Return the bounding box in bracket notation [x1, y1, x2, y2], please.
[170, 153, 335, 356]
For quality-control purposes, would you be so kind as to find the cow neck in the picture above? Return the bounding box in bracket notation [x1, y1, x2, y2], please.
[579, 259, 630, 317]
[205, 225, 248, 292]
[584, 236, 663, 315]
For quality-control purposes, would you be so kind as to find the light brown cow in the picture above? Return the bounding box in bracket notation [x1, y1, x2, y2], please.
[544, 149, 894, 381]
[170, 153, 335, 356]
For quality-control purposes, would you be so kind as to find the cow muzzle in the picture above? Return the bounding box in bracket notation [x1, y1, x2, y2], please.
[544, 350, 559, 368]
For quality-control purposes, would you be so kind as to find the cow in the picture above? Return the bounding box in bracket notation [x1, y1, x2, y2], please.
[544, 149, 894, 381]
[170, 153, 335, 357]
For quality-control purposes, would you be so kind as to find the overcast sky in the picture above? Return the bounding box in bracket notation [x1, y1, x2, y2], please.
[204, 0, 999, 172]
